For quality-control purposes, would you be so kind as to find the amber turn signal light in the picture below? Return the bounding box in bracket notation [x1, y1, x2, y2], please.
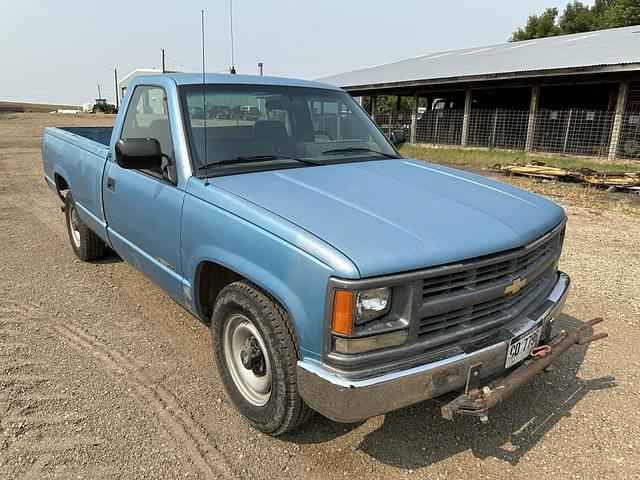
[332, 290, 354, 336]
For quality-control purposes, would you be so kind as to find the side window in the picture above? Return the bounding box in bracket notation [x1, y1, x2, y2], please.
[120, 86, 173, 175]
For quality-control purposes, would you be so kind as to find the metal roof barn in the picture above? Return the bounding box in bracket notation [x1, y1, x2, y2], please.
[318, 26, 640, 161]
[318, 25, 640, 91]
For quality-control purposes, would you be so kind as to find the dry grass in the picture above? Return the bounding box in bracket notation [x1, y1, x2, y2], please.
[399, 144, 640, 217]
[500, 176, 640, 217]
[0, 100, 80, 113]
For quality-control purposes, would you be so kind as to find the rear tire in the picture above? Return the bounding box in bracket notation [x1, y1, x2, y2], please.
[64, 193, 107, 261]
[211, 280, 313, 435]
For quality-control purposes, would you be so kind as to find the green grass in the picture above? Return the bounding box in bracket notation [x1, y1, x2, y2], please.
[399, 144, 640, 173]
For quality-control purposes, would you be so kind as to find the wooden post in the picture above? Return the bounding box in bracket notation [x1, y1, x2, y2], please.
[490, 110, 498, 148]
[525, 86, 540, 153]
[461, 89, 472, 147]
[370, 95, 377, 122]
[608, 81, 630, 160]
[562, 109, 573, 154]
[395, 95, 402, 136]
[410, 93, 418, 144]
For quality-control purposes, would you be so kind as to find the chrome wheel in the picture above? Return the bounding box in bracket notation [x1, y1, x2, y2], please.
[223, 313, 272, 406]
[69, 204, 81, 248]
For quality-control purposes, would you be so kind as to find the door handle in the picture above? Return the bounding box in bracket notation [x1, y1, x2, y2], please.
[107, 177, 116, 192]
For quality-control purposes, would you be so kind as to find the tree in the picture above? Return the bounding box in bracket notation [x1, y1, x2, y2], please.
[558, 1, 597, 34]
[511, 8, 561, 41]
[510, 0, 640, 41]
[600, 0, 640, 27]
[376, 95, 414, 112]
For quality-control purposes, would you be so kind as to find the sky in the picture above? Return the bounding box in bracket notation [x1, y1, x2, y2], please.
[0, 0, 592, 105]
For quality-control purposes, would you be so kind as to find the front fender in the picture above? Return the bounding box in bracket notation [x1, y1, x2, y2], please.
[181, 183, 357, 363]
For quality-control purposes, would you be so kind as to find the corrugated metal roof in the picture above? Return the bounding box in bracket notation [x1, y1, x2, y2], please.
[317, 25, 640, 90]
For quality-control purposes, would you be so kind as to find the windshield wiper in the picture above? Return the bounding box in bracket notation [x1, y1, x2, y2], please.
[198, 155, 320, 171]
[321, 147, 401, 159]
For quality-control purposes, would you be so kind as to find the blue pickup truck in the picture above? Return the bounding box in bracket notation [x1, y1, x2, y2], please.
[42, 73, 575, 435]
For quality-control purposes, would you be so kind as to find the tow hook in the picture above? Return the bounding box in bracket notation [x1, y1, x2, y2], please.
[441, 317, 607, 423]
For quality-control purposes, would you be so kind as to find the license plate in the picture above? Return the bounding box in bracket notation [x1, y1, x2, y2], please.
[505, 325, 543, 368]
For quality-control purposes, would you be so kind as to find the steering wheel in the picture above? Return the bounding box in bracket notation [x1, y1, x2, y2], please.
[302, 130, 334, 142]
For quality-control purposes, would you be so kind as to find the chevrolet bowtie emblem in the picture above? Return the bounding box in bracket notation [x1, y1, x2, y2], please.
[504, 277, 527, 295]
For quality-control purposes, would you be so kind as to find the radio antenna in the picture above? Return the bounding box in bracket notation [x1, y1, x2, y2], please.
[229, 0, 236, 74]
[201, 10, 209, 185]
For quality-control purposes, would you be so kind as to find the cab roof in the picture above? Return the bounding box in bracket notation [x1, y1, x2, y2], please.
[162, 73, 341, 91]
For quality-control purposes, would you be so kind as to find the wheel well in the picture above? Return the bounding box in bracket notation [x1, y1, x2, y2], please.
[54, 173, 69, 201]
[197, 262, 242, 320]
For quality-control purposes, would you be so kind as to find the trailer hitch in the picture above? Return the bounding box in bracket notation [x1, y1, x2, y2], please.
[441, 317, 607, 422]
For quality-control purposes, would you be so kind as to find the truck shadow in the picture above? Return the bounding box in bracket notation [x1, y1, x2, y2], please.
[358, 313, 614, 467]
[290, 314, 614, 467]
[93, 250, 123, 265]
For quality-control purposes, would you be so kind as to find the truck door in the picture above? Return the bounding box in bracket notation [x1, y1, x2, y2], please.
[103, 85, 185, 301]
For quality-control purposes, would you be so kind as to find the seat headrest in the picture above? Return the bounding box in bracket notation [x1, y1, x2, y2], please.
[253, 120, 288, 138]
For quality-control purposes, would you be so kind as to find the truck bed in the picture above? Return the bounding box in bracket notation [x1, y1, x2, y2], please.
[58, 127, 113, 147]
[42, 126, 112, 245]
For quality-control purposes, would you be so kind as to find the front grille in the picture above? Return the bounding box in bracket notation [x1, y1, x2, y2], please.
[421, 230, 560, 299]
[417, 224, 564, 351]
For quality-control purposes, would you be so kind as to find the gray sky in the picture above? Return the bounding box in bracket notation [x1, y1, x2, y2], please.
[0, 0, 588, 105]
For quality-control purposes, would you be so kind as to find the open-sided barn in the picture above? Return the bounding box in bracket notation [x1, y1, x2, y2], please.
[319, 25, 640, 160]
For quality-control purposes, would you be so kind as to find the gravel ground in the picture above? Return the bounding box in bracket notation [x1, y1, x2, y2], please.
[1, 113, 639, 479]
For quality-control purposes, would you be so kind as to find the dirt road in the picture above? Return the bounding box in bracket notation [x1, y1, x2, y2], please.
[1, 113, 639, 479]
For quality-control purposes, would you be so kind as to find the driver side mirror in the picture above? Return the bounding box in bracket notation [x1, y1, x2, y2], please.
[115, 138, 163, 170]
[390, 129, 406, 147]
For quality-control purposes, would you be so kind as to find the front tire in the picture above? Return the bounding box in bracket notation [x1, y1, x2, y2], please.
[64, 193, 107, 261]
[211, 281, 312, 435]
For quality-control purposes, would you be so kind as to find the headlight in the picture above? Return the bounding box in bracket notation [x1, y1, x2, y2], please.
[355, 287, 391, 324]
[330, 286, 404, 354]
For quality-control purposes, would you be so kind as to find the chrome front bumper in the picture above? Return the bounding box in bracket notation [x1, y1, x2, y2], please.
[297, 272, 570, 423]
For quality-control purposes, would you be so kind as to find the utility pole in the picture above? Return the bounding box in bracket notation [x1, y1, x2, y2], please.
[161, 48, 166, 73]
[258, 62, 263, 76]
[113, 68, 119, 110]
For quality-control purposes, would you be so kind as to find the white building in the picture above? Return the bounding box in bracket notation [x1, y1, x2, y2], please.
[118, 68, 182, 101]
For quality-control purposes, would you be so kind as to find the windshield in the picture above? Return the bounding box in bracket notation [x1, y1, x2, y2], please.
[179, 84, 400, 176]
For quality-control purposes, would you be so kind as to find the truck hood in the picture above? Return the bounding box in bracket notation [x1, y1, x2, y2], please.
[212, 159, 565, 277]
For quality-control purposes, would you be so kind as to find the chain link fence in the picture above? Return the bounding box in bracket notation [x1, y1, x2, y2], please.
[531, 109, 614, 157]
[467, 109, 529, 150]
[371, 108, 640, 160]
[618, 111, 640, 160]
[416, 110, 464, 145]
[374, 111, 412, 138]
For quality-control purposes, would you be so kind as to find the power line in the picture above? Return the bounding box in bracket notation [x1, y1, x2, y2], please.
[163, 54, 198, 72]
[164, 54, 228, 74]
